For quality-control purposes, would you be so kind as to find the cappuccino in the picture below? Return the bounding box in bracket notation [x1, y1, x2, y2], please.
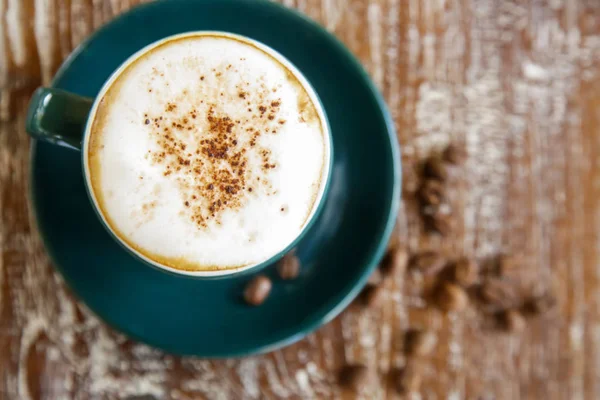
[86, 33, 329, 271]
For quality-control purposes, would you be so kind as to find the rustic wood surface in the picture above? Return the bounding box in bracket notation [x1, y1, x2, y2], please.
[1, 0, 600, 399]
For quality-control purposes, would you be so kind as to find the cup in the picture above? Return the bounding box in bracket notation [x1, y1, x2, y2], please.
[26, 31, 332, 278]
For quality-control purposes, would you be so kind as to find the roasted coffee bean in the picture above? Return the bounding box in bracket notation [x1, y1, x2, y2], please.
[501, 309, 526, 332]
[437, 282, 468, 312]
[453, 257, 479, 287]
[243, 275, 272, 306]
[411, 251, 447, 276]
[423, 156, 449, 181]
[380, 248, 409, 278]
[424, 214, 453, 236]
[524, 293, 557, 315]
[480, 278, 519, 309]
[361, 284, 386, 307]
[395, 362, 423, 394]
[339, 364, 371, 391]
[277, 253, 300, 280]
[419, 179, 445, 205]
[405, 329, 437, 356]
[443, 143, 467, 165]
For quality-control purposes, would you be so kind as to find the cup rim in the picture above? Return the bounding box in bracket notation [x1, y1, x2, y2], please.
[80, 31, 334, 278]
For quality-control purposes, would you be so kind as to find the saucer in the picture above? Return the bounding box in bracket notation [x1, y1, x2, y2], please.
[30, 0, 400, 357]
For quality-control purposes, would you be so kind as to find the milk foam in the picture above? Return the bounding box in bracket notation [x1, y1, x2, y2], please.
[87, 34, 328, 271]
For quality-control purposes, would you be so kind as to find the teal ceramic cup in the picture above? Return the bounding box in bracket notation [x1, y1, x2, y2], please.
[26, 31, 333, 278]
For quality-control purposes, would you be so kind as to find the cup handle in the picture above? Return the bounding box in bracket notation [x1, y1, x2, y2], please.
[26, 87, 94, 151]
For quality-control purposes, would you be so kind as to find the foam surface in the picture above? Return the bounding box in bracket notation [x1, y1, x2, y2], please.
[87, 35, 327, 270]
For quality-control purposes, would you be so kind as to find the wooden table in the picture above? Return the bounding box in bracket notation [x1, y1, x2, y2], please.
[1, 0, 600, 399]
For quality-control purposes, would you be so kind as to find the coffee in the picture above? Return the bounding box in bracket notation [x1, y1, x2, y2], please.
[86, 33, 329, 271]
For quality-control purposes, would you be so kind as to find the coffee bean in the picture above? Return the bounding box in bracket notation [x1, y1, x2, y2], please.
[395, 362, 423, 394]
[453, 257, 479, 287]
[524, 293, 556, 315]
[443, 143, 467, 165]
[419, 179, 445, 205]
[480, 278, 519, 309]
[501, 309, 526, 332]
[361, 284, 386, 307]
[437, 282, 468, 312]
[339, 364, 370, 391]
[423, 156, 449, 181]
[411, 251, 447, 276]
[405, 329, 437, 357]
[243, 275, 272, 306]
[277, 253, 300, 280]
[424, 214, 453, 236]
[380, 248, 409, 278]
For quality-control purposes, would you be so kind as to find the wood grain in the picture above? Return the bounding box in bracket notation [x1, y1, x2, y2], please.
[1, 0, 600, 399]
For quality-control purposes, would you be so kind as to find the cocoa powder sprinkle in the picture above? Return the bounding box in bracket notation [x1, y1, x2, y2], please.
[143, 78, 285, 229]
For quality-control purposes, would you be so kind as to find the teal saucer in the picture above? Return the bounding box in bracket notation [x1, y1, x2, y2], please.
[30, 0, 400, 357]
